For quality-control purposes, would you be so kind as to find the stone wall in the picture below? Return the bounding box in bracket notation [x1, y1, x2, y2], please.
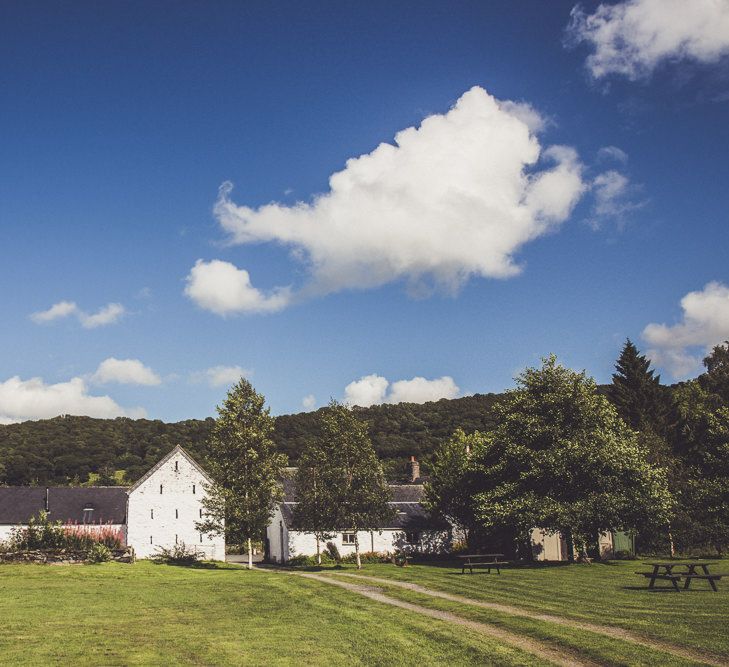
[0, 547, 135, 564]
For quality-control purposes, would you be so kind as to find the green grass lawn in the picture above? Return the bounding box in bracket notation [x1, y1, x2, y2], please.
[0, 561, 538, 666]
[316, 558, 729, 661]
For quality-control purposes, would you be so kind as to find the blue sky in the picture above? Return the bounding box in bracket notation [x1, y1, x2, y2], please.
[2, 0, 729, 422]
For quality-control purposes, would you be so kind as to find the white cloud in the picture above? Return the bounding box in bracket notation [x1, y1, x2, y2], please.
[302, 394, 316, 410]
[0, 375, 145, 423]
[388, 376, 461, 405]
[91, 358, 162, 386]
[191, 365, 250, 388]
[597, 146, 628, 164]
[567, 0, 729, 80]
[184, 259, 291, 316]
[643, 281, 729, 378]
[187, 86, 590, 314]
[344, 375, 390, 407]
[588, 170, 643, 229]
[343, 374, 460, 407]
[30, 301, 126, 328]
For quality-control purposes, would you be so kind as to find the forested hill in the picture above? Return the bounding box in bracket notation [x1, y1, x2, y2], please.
[0, 393, 502, 486]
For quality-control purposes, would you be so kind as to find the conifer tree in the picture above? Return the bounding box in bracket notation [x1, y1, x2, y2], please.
[196, 379, 287, 569]
[701, 341, 729, 405]
[609, 339, 668, 437]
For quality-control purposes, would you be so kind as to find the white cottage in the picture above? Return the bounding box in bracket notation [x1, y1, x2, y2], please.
[0, 445, 225, 561]
[266, 458, 451, 563]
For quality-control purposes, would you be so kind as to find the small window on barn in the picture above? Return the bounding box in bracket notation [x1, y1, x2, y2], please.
[175, 534, 178, 544]
[150, 535, 153, 544]
[200, 532, 203, 543]
[150, 509, 154, 519]
[199, 508, 203, 518]
[192, 484, 196, 494]
[82, 506, 94, 524]
[160, 484, 163, 494]
[175, 460, 179, 472]
[175, 509, 179, 519]
[342, 532, 356, 545]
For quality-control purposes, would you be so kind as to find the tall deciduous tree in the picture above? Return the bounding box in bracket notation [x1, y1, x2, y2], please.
[424, 429, 483, 544]
[701, 341, 729, 405]
[315, 401, 394, 569]
[293, 439, 336, 565]
[472, 356, 672, 561]
[196, 379, 287, 568]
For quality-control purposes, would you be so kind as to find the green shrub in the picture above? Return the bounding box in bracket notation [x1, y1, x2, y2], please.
[152, 542, 202, 565]
[287, 552, 337, 567]
[87, 543, 112, 563]
[340, 551, 388, 564]
[325, 541, 341, 563]
[614, 549, 636, 560]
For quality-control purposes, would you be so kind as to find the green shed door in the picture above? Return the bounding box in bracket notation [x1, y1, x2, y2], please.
[612, 531, 635, 554]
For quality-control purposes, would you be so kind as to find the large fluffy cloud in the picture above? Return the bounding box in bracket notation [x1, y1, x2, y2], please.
[0, 375, 145, 424]
[31, 301, 126, 328]
[185, 86, 593, 315]
[91, 358, 161, 386]
[567, 0, 729, 80]
[343, 374, 460, 407]
[643, 281, 729, 377]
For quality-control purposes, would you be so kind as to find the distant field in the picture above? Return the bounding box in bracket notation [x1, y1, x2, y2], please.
[1, 559, 727, 666]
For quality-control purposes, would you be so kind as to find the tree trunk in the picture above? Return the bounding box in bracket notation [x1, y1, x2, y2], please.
[247, 537, 253, 570]
[316, 535, 321, 565]
[355, 533, 361, 570]
[668, 526, 675, 558]
[565, 528, 575, 562]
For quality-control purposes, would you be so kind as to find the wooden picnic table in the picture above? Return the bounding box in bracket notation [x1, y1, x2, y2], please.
[457, 553, 506, 575]
[637, 561, 725, 592]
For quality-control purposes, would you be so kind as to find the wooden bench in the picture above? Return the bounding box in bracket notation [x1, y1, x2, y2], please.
[458, 554, 507, 575]
[635, 571, 682, 591]
[683, 573, 726, 592]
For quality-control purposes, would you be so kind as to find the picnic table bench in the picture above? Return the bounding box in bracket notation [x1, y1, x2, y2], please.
[458, 553, 507, 575]
[636, 562, 726, 592]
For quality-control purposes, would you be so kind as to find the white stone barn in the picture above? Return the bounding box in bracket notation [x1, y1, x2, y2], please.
[266, 460, 451, 563]
[0, 446, 225, 560]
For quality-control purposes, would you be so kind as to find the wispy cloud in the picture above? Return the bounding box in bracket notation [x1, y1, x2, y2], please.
[190, 365, 250, 388]
[31, 301, 126, 329]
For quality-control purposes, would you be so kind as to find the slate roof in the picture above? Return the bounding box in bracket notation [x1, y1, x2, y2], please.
[278, 478, 447, 531]
[0, 487, 128, 525]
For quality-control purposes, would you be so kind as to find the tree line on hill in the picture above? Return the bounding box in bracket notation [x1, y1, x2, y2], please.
[0, 394, 501, 486]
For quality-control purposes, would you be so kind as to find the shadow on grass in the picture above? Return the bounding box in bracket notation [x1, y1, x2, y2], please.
[152, 560, 226, 570]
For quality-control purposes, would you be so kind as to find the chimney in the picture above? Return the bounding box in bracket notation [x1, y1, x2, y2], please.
[407, 456, 420, 483]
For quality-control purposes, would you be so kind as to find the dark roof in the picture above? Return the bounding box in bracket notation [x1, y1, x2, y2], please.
[0, 488, 46, 524]
[48, 487, 128, 524]
[282, 476, 426, 503]
[0, 487, 128, 525]
[278, 478, 447, 531]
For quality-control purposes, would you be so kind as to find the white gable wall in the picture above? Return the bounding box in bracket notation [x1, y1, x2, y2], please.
[127, 449, 224, 560]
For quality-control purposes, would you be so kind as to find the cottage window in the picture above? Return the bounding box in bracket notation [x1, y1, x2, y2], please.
[82, 506, 94, 524]
[342, 532, 356, 545]
[405, 531, 420, 545]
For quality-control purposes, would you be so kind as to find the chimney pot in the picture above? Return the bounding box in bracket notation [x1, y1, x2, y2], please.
[407, 456, 420, 483]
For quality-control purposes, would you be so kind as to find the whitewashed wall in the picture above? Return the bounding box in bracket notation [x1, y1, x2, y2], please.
[0, 526, 16, 544]
[274, 526, 449, 562]
[127, 449, 224, 560]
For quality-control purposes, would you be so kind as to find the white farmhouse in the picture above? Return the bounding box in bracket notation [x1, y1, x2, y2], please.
[266, 457, 451, 563]
[0, 445, 225, 561]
